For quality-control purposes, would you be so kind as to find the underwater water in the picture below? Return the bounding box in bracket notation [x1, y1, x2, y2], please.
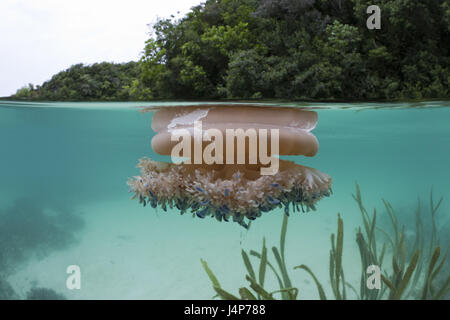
[0, 100, 449, 300]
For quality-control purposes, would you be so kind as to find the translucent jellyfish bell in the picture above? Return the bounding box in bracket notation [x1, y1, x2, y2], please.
[128, 105, 332, 228]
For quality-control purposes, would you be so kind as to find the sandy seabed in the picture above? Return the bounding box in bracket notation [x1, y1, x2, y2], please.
[7, 194, 366, 300]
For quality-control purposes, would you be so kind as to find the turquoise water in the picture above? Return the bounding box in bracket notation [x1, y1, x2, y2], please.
[0, 100, 449, 299]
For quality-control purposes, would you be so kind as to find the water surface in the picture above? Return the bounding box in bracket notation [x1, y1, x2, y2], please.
[1, 100, 449, 299]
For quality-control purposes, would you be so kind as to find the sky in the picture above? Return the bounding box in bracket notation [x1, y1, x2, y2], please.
[0, 0, 202, 97]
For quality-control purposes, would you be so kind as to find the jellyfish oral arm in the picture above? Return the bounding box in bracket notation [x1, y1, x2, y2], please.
[127, 157, 332, 227]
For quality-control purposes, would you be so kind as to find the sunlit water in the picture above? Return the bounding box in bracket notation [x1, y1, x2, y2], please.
[0, 100, 449, 299]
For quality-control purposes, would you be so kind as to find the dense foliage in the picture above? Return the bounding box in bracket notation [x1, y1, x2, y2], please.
[13, 0, 450, 101]
[141, 0, 449, 100]
[13, 62, 151, 101]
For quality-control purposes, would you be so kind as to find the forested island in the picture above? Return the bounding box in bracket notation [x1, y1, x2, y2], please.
[11, 0, 450, 101]
[13, 62, 152, 101]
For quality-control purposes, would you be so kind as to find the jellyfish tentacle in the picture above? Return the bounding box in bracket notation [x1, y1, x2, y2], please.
[128, 158, 332, 227]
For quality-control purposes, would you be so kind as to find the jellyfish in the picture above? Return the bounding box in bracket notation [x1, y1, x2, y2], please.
[128, 105, 332, 228]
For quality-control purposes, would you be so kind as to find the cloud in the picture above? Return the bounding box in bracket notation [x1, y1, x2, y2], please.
[0, 0, 202, 97]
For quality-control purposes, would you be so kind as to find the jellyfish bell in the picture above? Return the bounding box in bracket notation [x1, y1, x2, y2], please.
[128, 104, 332, 228]
[150, 105, 319, 161]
